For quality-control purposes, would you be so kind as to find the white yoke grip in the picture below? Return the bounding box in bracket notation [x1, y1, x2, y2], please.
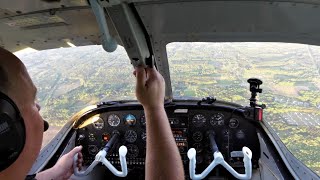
[73, 145, 128, 177]
[188, 146, 252, 180]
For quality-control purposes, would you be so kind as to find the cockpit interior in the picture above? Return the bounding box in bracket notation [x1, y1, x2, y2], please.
[0, 0, 319, 179]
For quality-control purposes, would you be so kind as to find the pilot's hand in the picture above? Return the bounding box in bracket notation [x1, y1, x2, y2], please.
[134, 66, 165, 111]
[52, 146, 83, 179]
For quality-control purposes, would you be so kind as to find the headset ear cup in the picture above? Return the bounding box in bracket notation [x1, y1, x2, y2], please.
[0, 93, 26, 172]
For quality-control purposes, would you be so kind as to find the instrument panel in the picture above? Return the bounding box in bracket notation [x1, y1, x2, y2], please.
[75, 102, 260, 178]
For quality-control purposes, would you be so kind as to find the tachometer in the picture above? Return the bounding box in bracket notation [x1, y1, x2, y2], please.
[125, 130, 138, 143]
[91, 116, 104, 130]
[192, 114, 206, 127]
[107, 114, 120, 127]
[210, 113, 224, 126]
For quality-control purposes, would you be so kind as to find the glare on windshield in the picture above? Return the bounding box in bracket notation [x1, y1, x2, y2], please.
[15, 45, 136, 147]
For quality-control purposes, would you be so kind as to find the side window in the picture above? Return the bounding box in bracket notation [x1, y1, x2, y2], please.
[167, 42, 320, 175]
[15, 45, 135, 148]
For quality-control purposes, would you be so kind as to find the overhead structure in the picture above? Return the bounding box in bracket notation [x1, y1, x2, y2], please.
[1, 0, 320, 97]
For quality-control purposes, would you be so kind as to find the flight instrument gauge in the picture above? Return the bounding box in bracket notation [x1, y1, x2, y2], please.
[192, 114, 206, 127]
[210, 113, 224, 126]
[125, 114, 136, 126]
[107, 114, 120, 127]
[91, 116, 104, 130]
[192, 131, 203, 142]
[229, 118, 239, 128]
[125, 130, 138, 143]
[126, 144, 139, 158]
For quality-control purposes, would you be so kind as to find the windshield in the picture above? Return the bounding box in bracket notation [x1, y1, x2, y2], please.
[167, 42, 320, 175]
[13, 42, 319, 176]
[15, 45, 135, 147]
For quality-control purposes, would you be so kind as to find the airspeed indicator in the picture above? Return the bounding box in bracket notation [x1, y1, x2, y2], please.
[107, 114, 120, 127]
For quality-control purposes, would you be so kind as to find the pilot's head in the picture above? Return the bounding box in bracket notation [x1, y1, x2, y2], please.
[0, 48, 44, 179]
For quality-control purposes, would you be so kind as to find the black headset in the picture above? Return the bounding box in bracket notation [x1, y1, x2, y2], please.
[0, 91, 26, 172]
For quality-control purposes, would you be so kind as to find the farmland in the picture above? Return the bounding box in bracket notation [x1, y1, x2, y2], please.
[16, 42, 320, 175]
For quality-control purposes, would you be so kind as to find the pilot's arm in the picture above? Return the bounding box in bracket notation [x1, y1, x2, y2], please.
[35, 146, 83, 180]
[135, 67, 184, 180]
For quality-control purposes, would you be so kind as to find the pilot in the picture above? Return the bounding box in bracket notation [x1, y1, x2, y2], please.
[0, 47, 184, 180]
[0, 47, 83, 180]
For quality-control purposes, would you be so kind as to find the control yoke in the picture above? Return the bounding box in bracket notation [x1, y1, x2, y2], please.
[187, 131, 252, 180]
[73, 133, 128, 177]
